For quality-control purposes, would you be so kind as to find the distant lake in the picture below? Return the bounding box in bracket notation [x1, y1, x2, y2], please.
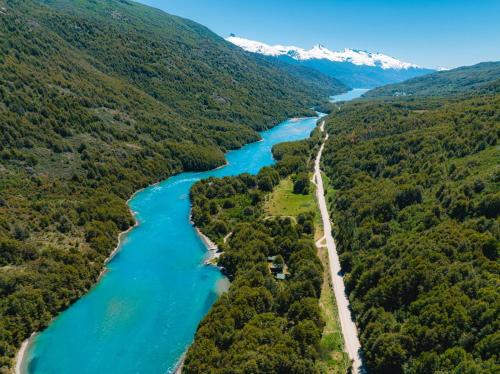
[22, 115, 321, 374]
[330, 88, 370, 102]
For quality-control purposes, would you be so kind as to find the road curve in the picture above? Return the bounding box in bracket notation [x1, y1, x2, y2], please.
[313, 121, 363, 373]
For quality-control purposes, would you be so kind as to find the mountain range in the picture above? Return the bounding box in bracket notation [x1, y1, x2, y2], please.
[227, 35, 435, 88]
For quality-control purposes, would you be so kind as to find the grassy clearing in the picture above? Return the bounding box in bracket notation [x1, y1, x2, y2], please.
[321, 171, 336, 212]
[316, 245, 351, 373]
[264, 175, 320, 226]
[266, 174, 349, 372]
[315, 172, 350, 373]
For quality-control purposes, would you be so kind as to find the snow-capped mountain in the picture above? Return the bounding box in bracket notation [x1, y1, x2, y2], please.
[227, 36, 434, 88]
[227, 36, 418, 70]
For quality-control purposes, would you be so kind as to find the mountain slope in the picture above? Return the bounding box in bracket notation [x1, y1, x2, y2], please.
[0, 0, 337, 368]
[228, 36, 434, 88]
[32, 0, 340, 131]
[254, 54, 349, 94]
[365, 61, 500, 98]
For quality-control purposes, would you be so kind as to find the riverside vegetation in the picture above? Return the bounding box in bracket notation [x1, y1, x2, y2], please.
[321, 64, 499, 372]
[185, 127, 337, 373]
[0, 0, 346, 368]
[1, 0, 498, 372]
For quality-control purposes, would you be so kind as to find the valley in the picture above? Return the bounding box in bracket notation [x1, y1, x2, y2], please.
[0, 1, 498, 373]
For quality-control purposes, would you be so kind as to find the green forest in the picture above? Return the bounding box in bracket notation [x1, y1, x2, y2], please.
[184, 129, 332, 373]
[0, 0, 343, 368]
[321, 84, 499, 372]
[365, 61, 500, 98]
[1, 0, 498, 371]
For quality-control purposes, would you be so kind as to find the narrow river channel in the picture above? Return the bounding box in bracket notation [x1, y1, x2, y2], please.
[21, 116, 319, 374]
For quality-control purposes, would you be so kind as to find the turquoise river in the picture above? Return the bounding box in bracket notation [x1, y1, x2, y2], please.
[21, 90, 364, 374]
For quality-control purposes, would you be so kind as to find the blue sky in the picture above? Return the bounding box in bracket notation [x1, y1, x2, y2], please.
[137, 0, 500, 69]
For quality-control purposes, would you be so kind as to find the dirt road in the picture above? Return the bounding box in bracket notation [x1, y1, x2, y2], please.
[313, 121, 363, 373]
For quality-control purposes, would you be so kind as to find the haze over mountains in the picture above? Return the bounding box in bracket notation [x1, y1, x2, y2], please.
[228, 35, 435, 88]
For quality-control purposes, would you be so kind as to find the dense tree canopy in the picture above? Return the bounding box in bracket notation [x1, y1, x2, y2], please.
[322, 91, 499, 372]
[185, 130, 327, 373]
[2, 0, 497, 371]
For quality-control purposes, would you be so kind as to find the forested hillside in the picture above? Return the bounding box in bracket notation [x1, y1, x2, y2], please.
[322, 88, 499, 372]
[365, 61, 500, 98]
[184, 128, 327, 373]
[0, 0, 340, 368]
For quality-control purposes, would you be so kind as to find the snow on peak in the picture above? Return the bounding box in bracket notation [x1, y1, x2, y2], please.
[227, 36, 419, 70]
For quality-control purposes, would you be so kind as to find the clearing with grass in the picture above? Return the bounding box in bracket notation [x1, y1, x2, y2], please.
[264, 173, 351, 373]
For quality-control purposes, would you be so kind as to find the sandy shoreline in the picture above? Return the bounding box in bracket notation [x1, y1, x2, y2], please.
[12, 161, 229, 372]
[174, 351, 186, 374]
[289, 116, 309, 122]
[195, 227, 218, 251]
[13, 333, 33, 374]
[97, 200, 141, 281]
[188, 205, 222, 264]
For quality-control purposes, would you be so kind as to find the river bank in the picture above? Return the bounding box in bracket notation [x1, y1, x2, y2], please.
[14, 160, 233, 372]
[13, 177, 164, 373]
[174, 352, 186, 374]
[14, 194, 142, 374]
[13, 334, 32, 374]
